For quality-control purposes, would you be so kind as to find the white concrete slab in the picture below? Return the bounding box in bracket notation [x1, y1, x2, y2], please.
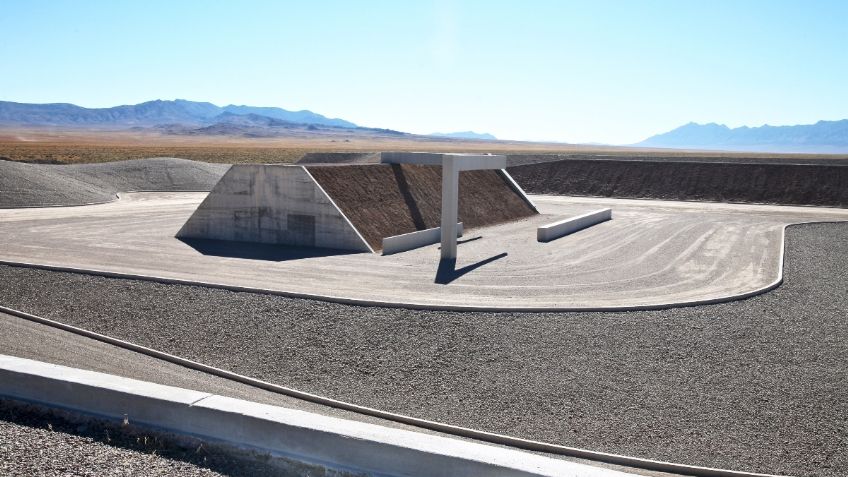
[538, 208, 612, 242]
[382, 223, 463, 255]
[380, 152, 507, 171]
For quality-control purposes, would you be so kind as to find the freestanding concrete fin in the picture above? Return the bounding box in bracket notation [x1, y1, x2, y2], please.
[177, 165, 372, 252]
[537, 208, 612, 242]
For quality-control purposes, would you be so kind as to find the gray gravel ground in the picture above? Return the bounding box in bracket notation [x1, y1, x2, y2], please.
[0, 399, 296, 476]
[0, 312, 668, 477]
[0, 158, 228, 207]
[1, 223, 846, 476]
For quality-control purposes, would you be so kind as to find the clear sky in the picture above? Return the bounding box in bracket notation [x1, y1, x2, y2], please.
[1, 0, 846, 144]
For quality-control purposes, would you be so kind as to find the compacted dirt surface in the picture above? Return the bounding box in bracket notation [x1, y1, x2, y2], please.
[1, 222, 846, 477]
[0, 158, 228, 207]
[4, 192, 847, 310]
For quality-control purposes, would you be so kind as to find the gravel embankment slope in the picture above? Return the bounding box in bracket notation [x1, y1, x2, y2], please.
[0, 223, 846, 476]
[504, 153, 848, 167]
[0, 158, 228, 207]
[507, 158, 848, 207]
[0, 400, 287, 477]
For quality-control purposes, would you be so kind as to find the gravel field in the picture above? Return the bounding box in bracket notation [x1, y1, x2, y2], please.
[0, 399, 291, 477]
[1, 223, 846, 476]
[0, 313, 668, 477]
[0, 158, 228, 207]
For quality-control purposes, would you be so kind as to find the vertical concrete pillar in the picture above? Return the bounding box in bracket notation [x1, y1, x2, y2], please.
[441, 156, 460, 260]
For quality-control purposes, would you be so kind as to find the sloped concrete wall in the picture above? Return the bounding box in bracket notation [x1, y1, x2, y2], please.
[177, 165, 371, 252]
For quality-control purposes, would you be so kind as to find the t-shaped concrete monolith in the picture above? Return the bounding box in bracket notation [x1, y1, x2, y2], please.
[380, 152, 507, 260]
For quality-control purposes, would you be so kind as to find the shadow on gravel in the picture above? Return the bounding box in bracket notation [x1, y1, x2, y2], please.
[434, 252, 508, 284]
[179, 238, 359, 262]
[456, 235, 483, 245]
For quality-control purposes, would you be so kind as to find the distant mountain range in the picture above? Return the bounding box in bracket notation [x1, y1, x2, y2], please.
[0, 99, 357, 128]
[0, 99, 491, 142]
[638, 120, 848, 153]
[430, 131, 497, 140]
[157, 111, 405, 139]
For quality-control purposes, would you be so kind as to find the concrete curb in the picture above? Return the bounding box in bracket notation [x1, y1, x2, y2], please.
[382, 222, 464, 255]
[0, 354, 633, 477]
[0, 190, 212, 210]
[0, 305, 789, 477]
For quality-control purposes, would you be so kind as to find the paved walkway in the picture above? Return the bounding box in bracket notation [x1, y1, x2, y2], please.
[0, 192, 846, 309]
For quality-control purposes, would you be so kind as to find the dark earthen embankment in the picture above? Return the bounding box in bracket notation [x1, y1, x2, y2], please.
[308, 163, 537, 250]
[508, 158, 848, 207]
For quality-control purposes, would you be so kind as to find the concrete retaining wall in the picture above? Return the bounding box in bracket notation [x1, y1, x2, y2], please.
[0, 355, 631, 477]
[177, 165, 372, 252]
[537, 209, 612, 242]
[382, 223, 464, 255]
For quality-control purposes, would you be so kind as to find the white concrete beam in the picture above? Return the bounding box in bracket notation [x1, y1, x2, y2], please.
[441, 156, 461, 260]
[382, 223, 463, 255]
[537, 209, 612, 242]
[380, 152, 506, 171]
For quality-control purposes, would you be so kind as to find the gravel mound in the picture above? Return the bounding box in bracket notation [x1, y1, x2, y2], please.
[0, 223, 845, 476]
[508, 158, 848, 207]
[0, 158, 229, 208]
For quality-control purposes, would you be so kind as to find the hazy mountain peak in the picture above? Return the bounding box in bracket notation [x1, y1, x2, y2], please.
[0, 99, 357, 128]
[430, 131, 497, 140]
[638, 119, 848, 153]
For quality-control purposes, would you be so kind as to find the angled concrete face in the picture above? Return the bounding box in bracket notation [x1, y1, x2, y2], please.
[177, 165, 372, 252]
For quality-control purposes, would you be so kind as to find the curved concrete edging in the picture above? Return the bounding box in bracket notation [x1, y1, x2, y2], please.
[0, 304, 789, 477]
[0, 190, 213, 210]
[0, 194, 119, 210]
[0, 255, 782, 312]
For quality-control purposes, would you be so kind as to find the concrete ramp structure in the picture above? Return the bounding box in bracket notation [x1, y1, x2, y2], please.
[176, 164, 373, 252]
[178, 161, 538, 253]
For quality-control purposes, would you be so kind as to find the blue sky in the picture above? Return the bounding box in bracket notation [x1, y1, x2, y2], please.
[1, 0, 846, 144]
